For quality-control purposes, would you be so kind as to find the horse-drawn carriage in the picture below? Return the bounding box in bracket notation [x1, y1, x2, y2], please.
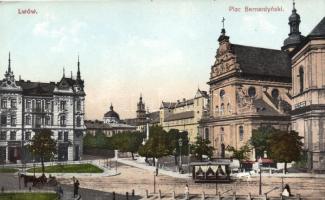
[20, 173, 58, 187]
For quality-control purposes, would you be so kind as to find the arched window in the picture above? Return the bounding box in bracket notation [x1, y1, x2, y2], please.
[271, 89, 279, 99]
[220, 127, 224, 142]
[239, 126, 244, 141]
[248, 87, 256, 97]
[299, 67, 304, 93]
[220, 89, 225, 100]
[204, 128, 209, 140]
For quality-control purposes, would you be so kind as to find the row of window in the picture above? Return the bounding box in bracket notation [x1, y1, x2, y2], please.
[0, 131, 70, 141]
[219, 87, 280, 100]
[1, 99, 83, 112]
[0, 131, 28, 141]
[0, 99, 17, 109]
[0, 115, 16, 126]
[204, 125, 244, 142]
[0, 115, 82, 127]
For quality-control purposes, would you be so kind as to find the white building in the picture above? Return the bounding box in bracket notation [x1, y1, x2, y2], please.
[0, 53, 86, 163]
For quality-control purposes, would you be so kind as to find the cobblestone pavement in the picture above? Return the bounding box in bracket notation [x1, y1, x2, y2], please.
[1, 160, 325, 200]
[56, 162, 325, 199]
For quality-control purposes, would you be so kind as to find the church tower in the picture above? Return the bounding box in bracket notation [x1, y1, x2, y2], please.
[282, 1, 305, 52]
[291, 16, 325, 172]
[136, 94, 146, 120]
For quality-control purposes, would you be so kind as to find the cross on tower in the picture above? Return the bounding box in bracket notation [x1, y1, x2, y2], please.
[222, 17, 225, 29]
[293, 0, 295, 9]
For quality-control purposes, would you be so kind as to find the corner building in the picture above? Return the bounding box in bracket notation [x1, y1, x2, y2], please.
[0, 54, 86, 163]
[289, 17, 325, 172]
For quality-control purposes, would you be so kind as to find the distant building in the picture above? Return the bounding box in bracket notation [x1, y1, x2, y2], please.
[85, 104, 136, 137]
[160, 89, 209, 143]
[0, 54, 86, 163]
[124, 94, 160, 131]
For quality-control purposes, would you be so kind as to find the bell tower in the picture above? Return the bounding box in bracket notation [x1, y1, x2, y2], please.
[282, 0, 305, 52]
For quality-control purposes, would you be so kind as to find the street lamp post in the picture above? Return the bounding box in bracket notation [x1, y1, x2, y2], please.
[178, 138, 183, 173]
[153, 171, 156, 194]
[258, 157, 263, 195]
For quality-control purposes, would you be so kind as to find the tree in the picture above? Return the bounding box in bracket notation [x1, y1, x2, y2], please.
[166, 129, 189, 165]
[138, 126, 170, 166]
[250, 126, 276, 159]
[268, 130, 303, 173]
[111, 131, 145, 159]
[29, 129, 57, 175]
[226, 143, 251, 169]
[191, 136, 214, 161]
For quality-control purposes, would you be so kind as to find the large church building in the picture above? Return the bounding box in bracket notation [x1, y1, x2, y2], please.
[0, 54, 86, 163]
[200, 3, 325, 172]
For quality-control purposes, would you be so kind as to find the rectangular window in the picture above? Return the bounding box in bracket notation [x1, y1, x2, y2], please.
[76, 116, 81, 127]
[58, 131, 63, 141]
[10, 116, 16, 126]
[45, 101, 51, 111]
[60, 115, 66, 126]
[10, 131, 16, 140]
[11, 99, 17, 109]
[26, 100, 31, 109]
[64, 131, 69, 142]
[45, 116, 51, 126]
[0, 132, 6, 140]
[36, 100, 41, 111]
[60, 101, 66, 111]
[0, 115, 7, 126]
[1, 99, 7, 109]
[25, 115, 31, 125]
[25, 132, 31, 140]
[76, 100, 81, 111]
[35, 116, 41, 127]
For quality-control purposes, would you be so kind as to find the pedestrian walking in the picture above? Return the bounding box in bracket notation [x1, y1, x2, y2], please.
[74, 180, 80, 198]
[56, 184, 63, 199]
[184, 184, 189, 200]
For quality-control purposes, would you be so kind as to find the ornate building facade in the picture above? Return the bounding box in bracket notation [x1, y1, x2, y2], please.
[200, 3, 325, 171]
[199, 24, 292, 159]
[0, 54, 86, 163]
[160, 89, 209, 143]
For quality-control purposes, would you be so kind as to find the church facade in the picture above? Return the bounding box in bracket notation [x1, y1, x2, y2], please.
[200, 2, 325, 172]
[0, 54, 86, 163]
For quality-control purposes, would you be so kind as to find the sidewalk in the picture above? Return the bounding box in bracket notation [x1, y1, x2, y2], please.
[117, 158, 190, 179]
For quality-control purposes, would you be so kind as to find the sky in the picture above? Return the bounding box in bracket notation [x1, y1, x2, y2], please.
[0, 0, 324, 120]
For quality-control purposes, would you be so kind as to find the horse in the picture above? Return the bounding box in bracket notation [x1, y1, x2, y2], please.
[32, 174, 47, 187]
[20, 174, 36, 187]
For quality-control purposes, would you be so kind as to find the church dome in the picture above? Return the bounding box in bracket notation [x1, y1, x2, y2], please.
[104, 104, 120, 120]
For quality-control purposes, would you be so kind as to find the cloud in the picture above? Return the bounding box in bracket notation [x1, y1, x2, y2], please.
[33, 14, 87, 52]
